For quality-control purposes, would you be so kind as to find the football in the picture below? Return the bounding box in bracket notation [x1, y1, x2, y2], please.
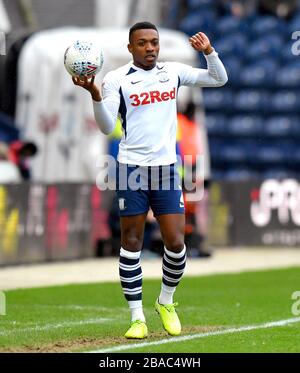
[64, 40, 104, 77]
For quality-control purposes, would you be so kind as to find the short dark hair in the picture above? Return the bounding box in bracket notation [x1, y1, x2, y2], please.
[129, 22, 158, 42]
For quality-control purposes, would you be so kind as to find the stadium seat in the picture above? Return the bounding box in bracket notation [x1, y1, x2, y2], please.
[224, 168, 260, 181]
[245, 35, 283, 62]
[238, 63, 275, 88]
[179, 10, 216, 36]
[286, 145, 300, 165]
[264, 116, 296, 138]
[209, 138, 249, 164]
[211, 168, 226, 181]
[262, 168, 297, 180]
[187, 0, 214, 10]
[291, 119, 300, 138]
[255, 145, 288, 165]
[221, 56, 242, 69]
[287, 13, 300, 35]
[271, 91, 300, 113]
[238, 59, 279, 88]
[220, 56, 242, 86]
[220, 144, 248, 164]
[164, 0, 181, 28]
[255, 58, 280, 71]
[234, 90, 269, 113]
[276, 65, 300, 88]
[216, 16, 248, 36]
[203, 89, 233, 112]
[250, 16, 286, 37]
[227, 115, 263, 137]
[209, 139, 229, 163]
[205, 114, 227, 136]
[288, 59, 300, 68]
[214, 33, 247, 59]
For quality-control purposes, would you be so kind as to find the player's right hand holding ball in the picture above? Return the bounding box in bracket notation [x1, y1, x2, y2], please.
[72, 75, 102, 102]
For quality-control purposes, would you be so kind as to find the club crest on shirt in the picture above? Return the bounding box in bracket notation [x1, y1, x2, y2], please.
[157, 71, 170, 83]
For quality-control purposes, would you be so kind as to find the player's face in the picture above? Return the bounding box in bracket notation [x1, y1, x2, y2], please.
[128, 29, 160, 70]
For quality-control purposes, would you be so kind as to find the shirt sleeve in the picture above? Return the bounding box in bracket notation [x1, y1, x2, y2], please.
[175, 49, 228, 88]
[93, 100, 120, 135]
[92, 72, 120, 135]
[102, 72, 121, 104]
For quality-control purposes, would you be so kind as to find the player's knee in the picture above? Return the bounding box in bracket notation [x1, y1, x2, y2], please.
[165, 237, 185, 254]
[122, 236, 143, 252]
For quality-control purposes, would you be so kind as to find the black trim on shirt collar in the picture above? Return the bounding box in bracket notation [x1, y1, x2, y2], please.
[126, 67, 137, 76]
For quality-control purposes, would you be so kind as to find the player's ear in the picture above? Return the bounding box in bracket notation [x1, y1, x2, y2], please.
[128, 43, 133, 54]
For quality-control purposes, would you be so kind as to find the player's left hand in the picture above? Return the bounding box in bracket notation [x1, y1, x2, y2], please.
[189, 32, 213, 55]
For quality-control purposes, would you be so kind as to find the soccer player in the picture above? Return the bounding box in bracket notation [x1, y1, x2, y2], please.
[72, 22, 228, 339]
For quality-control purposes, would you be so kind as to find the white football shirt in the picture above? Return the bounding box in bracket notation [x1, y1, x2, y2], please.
[94, 50, 228, 166]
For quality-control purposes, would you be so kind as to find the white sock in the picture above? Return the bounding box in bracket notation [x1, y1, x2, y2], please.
[159, 283, 176, 305]
[128, 300, 145, 323]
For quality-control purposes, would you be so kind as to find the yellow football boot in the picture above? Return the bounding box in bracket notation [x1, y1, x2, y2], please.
[124, 320, 148, 339]
[155, 299, 181, 336]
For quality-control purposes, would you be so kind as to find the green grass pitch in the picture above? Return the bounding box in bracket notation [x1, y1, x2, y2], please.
[0, 267, 299, 352]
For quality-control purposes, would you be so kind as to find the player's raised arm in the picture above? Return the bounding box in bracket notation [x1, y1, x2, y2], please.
[180, 32, 228, 87]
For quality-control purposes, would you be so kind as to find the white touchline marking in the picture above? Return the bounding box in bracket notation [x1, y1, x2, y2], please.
[9, 304, 128, 312]
[0, 317, 115, 337]
[88, 317, 300, 353]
